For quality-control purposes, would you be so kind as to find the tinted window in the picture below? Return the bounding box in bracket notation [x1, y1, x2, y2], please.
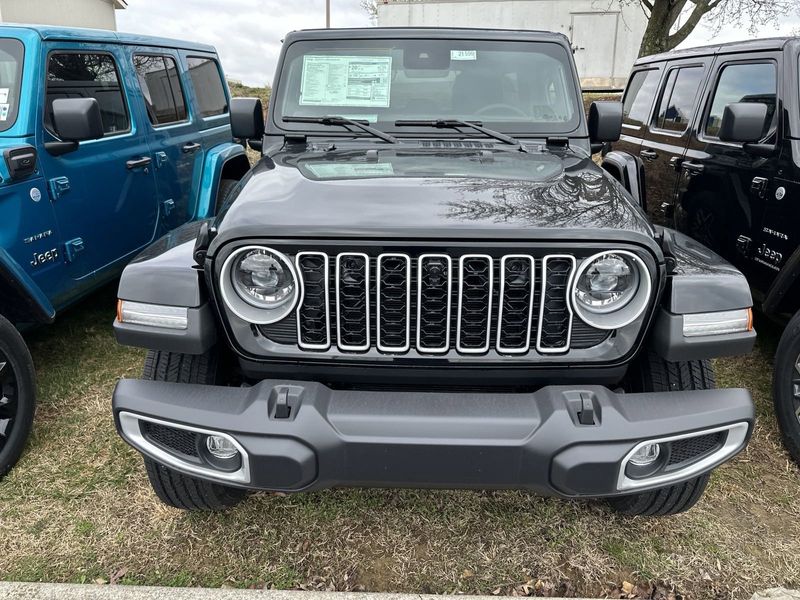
[706, 62, 776, 139]
[274, 38, 581, 136]
[623, 69, 660, 128]
[134, 55, 187, 125]
[654, 66, 704, 132]
[45, 52, 129, 136]
[187, 57, 227, 117]
[0, 38, 24, 133]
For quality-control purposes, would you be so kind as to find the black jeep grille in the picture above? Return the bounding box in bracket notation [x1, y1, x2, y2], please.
[283, 250, 612, 356]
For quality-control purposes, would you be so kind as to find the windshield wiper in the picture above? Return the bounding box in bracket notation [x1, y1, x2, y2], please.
[284, 115, 400, 144]
[394, 119, 528, 152]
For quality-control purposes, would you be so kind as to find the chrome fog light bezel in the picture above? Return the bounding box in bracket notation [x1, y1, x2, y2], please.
[220, 245, 300, 325]
[571, 250, 652, 330]
[118, 412, 251, 484]
[616, 422, 749, 492]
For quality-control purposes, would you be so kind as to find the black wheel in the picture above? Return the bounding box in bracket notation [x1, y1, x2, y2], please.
[773, 310, 800, 465]
[608, 350, 716, 516]
[141, 349, 246, 511]
[214, 178, 239, 214]
[0, 314, 36, 479]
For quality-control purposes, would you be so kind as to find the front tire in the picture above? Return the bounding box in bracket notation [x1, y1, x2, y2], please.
[773, 310, 800, 465]
[141, 349, 246, 511]
[0, 314, 36, 479]
[214, 178, 239, 215]
[607, 350, 715, 516]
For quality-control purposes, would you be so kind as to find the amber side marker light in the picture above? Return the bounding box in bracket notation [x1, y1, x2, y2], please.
[683, 308, 753, 338]
[117, 300, 189, 330]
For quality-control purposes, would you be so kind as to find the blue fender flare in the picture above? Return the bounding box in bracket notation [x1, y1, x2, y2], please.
[194, 143, 249, 220]
[0, 248, 55, 324]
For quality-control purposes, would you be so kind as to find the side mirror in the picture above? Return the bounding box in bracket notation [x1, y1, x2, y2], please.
[588, 101, 622, 153]
[718, 102, 768, 143]
[231, 97, 265, 146]
[52, 98, 104, 142]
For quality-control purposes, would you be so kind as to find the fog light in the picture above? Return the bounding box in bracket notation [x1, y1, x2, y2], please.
[206, 435, 239, 460]
[629, 443, 661, 467]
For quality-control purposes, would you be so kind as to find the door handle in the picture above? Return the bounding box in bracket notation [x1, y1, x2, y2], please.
[682, 162, 705, 175]
[640, 149, 658, 160]
[126, 156, 152, 170]
[182, 142, 201, 154]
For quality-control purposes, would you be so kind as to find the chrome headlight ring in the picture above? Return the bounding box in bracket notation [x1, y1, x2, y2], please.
[571, 250, 652, 330]
[220, 245, 300, 325]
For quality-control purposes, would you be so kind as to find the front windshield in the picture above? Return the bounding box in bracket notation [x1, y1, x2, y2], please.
[0, 39, 23, 133]
[275, 37, 581, 136]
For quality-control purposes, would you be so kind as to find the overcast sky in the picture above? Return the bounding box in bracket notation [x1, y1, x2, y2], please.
[116, 0, 800, 87]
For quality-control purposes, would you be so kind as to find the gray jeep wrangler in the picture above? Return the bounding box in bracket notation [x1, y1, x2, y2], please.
[111, 28, 756, 515]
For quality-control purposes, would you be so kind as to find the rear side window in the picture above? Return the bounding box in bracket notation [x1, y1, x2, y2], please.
[134, 54, 187, 126]
[187, 56, 227, 118]
[45, 52, 129, 136]
[654, 66, 704, 133]
[705, 62, 776, 139]
[0, 38, 24, 133]
[622, 69, 660, 128]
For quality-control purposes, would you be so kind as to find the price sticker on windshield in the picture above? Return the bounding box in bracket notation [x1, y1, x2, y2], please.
[300, 55, 392, 108]
[451, 50, 477, 61]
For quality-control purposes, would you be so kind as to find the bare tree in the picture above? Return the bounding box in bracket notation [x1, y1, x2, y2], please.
[361, 0, 378, 24]
[635, 0, 800, 56]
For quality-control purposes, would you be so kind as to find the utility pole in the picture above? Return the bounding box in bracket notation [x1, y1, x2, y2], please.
[326, 0, 331, 27]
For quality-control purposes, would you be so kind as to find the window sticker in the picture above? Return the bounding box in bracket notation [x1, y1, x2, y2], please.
[0, 88, 9, 104]
[450, 50, 477, 61]
[300, 55, 392, 107]
[0, 104, 9, 121]
[306, 162, 394, 178]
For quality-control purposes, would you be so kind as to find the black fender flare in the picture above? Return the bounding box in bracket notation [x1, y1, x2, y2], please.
[763, 244, 800, 316]
[0, 248, 55, 325]
[601, 150, 647, 212]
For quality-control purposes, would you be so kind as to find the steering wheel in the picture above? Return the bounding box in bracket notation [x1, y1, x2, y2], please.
[475, 103, 528, 118]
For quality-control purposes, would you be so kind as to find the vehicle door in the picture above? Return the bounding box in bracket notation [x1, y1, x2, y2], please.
[36, 44, 159, 281]
[640, 57, 711, 225]
[130, 48, 204, 230]
[182, 53, 232, 214]
[675, 53, 780, 287]
[614, 66, 663, 161]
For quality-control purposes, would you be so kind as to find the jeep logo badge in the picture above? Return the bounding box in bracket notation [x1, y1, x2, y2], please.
[30, 188, 42, 203]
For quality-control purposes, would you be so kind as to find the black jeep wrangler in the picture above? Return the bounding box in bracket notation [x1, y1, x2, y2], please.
[112, 28, 756, 515]
[607, 37, 800, 465]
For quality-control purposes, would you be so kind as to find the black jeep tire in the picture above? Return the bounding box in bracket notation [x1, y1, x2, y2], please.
[0, 314, 36, 479]
[608, 350, 716, 516]
[141, 349, 246, 511]
[773, 310, 800, 466]
[214, 178, 239, 214]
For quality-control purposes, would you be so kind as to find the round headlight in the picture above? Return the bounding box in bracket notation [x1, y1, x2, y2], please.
[572, 250, 651, 330]
[232, 248, 295, 309]
[220, 246, 299, 325]
[575, 253, 639, 314]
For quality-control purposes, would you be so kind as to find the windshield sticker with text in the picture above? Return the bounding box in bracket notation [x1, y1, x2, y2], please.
[300, 55, 392, 108]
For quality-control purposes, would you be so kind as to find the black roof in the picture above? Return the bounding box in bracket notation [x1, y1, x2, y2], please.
[635, 37, 796, 65]
[286, 27, 570, 44]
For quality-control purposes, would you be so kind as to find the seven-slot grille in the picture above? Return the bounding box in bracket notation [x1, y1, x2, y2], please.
[290, 251, 595, 356]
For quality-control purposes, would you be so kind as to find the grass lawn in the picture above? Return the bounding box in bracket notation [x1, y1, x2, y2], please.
[0, 286, 798, 599]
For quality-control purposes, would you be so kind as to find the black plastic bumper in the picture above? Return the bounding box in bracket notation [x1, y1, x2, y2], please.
[113, 379, 754, 498]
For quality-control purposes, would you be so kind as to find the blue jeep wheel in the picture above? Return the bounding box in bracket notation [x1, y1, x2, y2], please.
[0, 313, 35, 479]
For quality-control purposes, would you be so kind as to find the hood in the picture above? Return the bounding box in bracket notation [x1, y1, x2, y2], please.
[213, 145, 655, 248]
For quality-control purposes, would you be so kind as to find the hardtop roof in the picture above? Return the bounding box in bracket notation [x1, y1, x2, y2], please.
[285, 26, 571, 44]
[635, 37, 796, 65]
[0, 23, 217, 53]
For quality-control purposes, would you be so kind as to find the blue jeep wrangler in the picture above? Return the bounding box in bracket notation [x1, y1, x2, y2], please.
[0, 25, 250, 478]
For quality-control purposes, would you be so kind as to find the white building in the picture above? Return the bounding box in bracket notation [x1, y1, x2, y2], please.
[376, 0, 647, 89]
[0, 0, 127, 31]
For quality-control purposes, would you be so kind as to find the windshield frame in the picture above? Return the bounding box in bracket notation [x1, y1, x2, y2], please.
[270, 32, 586, 140]
[0, 38, 25, 134]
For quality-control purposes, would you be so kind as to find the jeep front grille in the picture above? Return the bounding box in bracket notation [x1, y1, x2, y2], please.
[290, 251, 597, 356]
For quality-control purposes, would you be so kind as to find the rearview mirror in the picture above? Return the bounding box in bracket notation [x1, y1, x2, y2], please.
[231, 98, 265, 146]
[718, 102, 768, 143]
[588, 101, 622, 152]
[52, 98, 104, 142]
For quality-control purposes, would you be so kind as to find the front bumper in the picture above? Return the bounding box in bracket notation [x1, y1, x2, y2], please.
[113, 379, 754, 498]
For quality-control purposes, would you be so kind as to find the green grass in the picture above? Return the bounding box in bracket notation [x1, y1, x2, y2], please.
[0, 287, 797, 598]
